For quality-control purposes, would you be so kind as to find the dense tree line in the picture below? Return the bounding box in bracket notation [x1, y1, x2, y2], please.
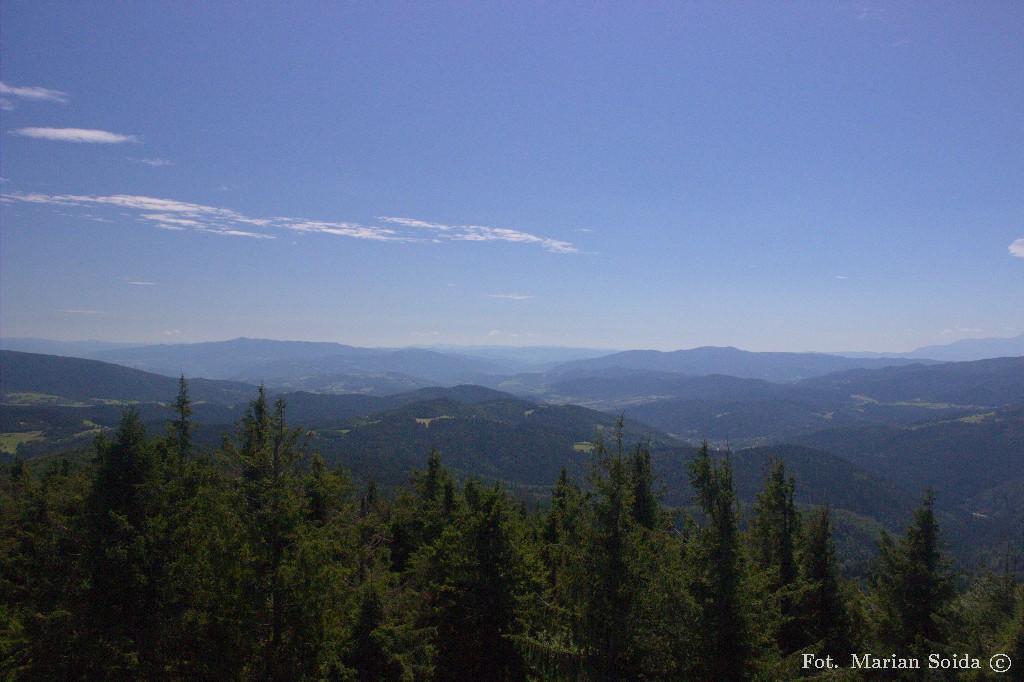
[1, 383, 1022, 680]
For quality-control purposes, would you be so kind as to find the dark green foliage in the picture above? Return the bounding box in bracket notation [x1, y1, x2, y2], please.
[224, 387, 319, 680]
[1, 379, 1019, 681]
[798, 505, 854, 660]
[748, 460, 802, 658]
[429, 482, 527, 681]
[630, 439, 659, 530]
[686, 443, 752, 681]
[344, 586, 404, 681]
[576, 425, 643, 679]
[169, 374, 193, 458]
[0, 450, 90, 678]
[870, 490, 955, 658]
[79, 411, 160, 678]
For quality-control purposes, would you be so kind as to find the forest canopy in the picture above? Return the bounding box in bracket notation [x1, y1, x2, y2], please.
[1, 383, 1021, 680]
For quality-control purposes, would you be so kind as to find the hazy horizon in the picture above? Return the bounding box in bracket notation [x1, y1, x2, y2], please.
[2, 3, 1022, 353]
[3, 331, 1022, 359]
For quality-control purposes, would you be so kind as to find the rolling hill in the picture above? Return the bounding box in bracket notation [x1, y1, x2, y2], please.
[548, 346, 940, 381]
[786, 404, 1024, 505]
[0, 351, 256, 405]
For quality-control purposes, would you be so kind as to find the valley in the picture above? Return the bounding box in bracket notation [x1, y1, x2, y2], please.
[3, 337, 1021, 571]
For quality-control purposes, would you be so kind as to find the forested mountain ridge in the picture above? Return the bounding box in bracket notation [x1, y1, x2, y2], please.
[802, 355, 1024, 406]
[529, 356, 1024, 446]
[0, 337, 950, 388]
[307, 397, 675, 489]
[82, 337, 531, 383]
[3, 349, 1021, 572]
[0, 350, 257, 404]
[547, 346, 941, 381]
[788, 404, 1024, 504]
[2, 386, 1020, 680]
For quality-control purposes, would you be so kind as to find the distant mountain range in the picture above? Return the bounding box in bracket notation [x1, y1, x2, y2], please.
[547, 346, 941, 382]
[2, 347, 1021, 569]
[0, 333, 606, 382]
[838, 333, 1024, 362]
[0, 350, 672, 490]
[8, 335, 1016, 389]
[0, 350, 256, 404]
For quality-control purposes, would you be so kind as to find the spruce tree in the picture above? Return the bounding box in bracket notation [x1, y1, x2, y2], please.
[630, 439, 659, 531]
[798, 505, 852, 660]
[870, 490, 954, 657]
[685, 443, 751, 681]
[430, 482, 526, 681]
[225, 388, 312, 681]
[81, 411, 158, 678]
[577, 423, 643, 680]
[748, 459, 802, 657]
[169, 374, 193, 460]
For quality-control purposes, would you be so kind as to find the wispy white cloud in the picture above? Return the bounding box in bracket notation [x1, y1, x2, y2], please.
[835, 275, 849, 279]
[1010, 238, 1024, 258]
[487, 293, 533, 300]
[128, 157, 172, 167]
[58, 309, 106, 315]
[125, 280, 156, 286]
[12, 127, 138, 143]
[277, 219, 408, 241]
[379, 216, 578, 253]
[0, 81, 68, 103]
[2, 191, 579, 252]
[4, 192, 277, 239]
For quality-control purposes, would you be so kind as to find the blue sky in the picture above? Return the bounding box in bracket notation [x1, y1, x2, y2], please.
[1, 1, 1021, 352]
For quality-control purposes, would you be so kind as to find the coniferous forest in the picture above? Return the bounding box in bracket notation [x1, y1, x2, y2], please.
[2, 381, 1023, 681]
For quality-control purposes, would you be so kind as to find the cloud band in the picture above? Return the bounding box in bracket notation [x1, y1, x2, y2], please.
[2, 191, 578, 252]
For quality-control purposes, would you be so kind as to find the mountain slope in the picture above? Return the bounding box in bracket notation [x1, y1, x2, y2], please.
[310, 397, 674, 488]
[535, 357, 1024, 445]
[801, 356, 1024, 406]
[0, 351, 255, 404]
[650, 444, 917, 528]
[786, 405, 1024, 505]
[86, 337, 521, 384]
[550, 346, 939, 381]
[907, 333, 1024, 361]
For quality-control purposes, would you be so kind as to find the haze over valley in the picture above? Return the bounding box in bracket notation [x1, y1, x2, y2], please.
[2, 4, 1023, 678]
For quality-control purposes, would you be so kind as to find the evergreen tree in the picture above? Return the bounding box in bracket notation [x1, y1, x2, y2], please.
[224, 388, 314, 681]
[629, 439, 659, 531]
[748, 460, 802, 658]
[169, 374, 193, 460]
[305, 452, 349, 526]
[343, 586, 404, 681]
[576, 424, 644, 680]
[521, 465, 590, 679]
[870, 490, 955, 658]
[685, 443, 752, 681]
[389, 447, 457, 573]
[429, 482, 526, 681]
[541, 465, 585, 598]
[798, 505, 852, 660]
[80, 411, 159, 678]
[0, 452, 90, 679]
